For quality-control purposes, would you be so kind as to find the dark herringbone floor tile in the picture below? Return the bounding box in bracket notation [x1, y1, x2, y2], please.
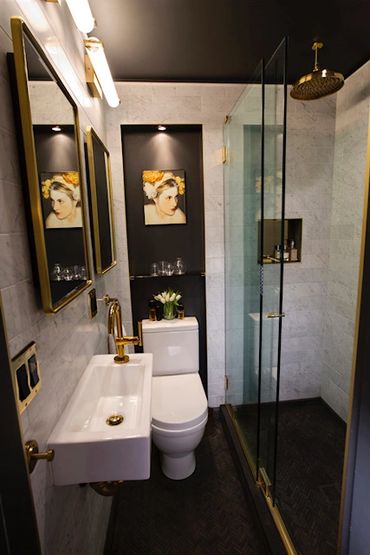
[104, 410, 270, 555]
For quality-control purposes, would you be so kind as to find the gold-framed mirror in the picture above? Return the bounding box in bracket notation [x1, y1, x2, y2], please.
[10, 17, 91, 313]
[86, 127, 116, 274]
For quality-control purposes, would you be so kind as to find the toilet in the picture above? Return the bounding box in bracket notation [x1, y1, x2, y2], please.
[142, 317, 208, 480]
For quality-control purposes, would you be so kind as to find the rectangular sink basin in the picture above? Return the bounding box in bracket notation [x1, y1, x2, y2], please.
[48, 354, 152, 485]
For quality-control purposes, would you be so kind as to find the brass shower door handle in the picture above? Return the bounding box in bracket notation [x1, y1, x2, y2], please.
[266, 312, 286, 319]
[25, 439, 54, 474]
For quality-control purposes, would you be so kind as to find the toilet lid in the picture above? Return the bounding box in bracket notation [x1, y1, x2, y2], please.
[152, 373, 208, 430]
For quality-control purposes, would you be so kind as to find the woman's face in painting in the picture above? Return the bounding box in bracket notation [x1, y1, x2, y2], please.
[154, 186, 179, 217]
[50, 189, 76, 220]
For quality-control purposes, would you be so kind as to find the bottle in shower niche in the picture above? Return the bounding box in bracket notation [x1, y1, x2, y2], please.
[283, 242, 289, 262]
[274, 244, 281, 260]
[289, 239, 298, 262]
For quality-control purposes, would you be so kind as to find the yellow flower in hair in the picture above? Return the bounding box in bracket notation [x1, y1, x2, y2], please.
[41, 178, 52, 199]
[175, 175, 185, 195]
[63, 171, 79, 186]
[143, 170, 164, 184]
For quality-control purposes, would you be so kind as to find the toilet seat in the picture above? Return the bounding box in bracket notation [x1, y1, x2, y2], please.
[152, 373, 208, 431]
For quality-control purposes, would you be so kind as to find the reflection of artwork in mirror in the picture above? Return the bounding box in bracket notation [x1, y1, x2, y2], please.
[10, 17, 91, 313]
[143, 169, 186, 225]
[86, 127, 116, 274]
[41, 171, 82, 229]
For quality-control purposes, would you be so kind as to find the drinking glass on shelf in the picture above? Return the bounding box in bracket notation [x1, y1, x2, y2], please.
[51, 263, 63, 281]
[158, 260, 168, 276]
[79, 266, 87, 280]
[72, 265, 81, 280]
[63, 267, 73, 281]
[150, 262, 159, 276]
[173, 257, 186, 275]
[164, 262, 174, 276]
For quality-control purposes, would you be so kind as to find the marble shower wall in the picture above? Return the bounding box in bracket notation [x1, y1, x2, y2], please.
[105, 82, 243, 408]
[0, 2, 119, 552]
[280, 93, 337, 400]
[321, 60, 370, 420]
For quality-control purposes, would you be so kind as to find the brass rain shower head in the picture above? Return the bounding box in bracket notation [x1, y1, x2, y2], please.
[290, 41, 344, 100]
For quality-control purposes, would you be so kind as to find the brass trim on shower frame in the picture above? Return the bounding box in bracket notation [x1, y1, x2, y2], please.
[225, 404, 297, 554]
[10, 17, 92, 313]
[86, 126, 117, 275]
[337, 104, 370, 552]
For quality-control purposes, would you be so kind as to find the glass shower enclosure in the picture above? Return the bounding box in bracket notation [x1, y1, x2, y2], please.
[224, 37, 289, 538]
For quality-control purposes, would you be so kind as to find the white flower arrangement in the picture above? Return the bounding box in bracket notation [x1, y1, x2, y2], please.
[154, 288, 182, 319]
[154, 289, 182, 304]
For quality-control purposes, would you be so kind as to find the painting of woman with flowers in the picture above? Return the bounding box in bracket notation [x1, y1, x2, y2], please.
[142, 169, 186, 225]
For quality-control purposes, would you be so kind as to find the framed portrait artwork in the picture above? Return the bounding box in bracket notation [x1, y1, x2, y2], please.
[142, 169, 186, 225]
[41, 171, 83, 229]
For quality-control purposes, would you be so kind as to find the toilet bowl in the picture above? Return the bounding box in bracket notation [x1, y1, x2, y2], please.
[142, 317, 208, 480]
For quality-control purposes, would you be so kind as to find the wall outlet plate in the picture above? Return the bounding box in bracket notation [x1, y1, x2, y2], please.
[88, 289, 97, 318]
[11, 342, 41, 414]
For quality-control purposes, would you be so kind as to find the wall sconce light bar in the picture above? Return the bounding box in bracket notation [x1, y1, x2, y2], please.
[84, 38, 120, 108]
[65, 0, 95, 33]
[84, 54, 103, 99]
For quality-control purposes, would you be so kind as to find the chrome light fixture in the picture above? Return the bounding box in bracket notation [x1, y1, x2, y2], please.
[84, 37, 120, 108]
[65, 0, 95, 33]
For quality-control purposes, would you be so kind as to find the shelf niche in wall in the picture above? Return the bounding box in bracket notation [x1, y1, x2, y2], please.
[258, 218, 302, 264]
[121, 124, 207, 391]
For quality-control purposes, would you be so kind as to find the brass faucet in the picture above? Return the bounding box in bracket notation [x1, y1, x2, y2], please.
[107, 299, 140, 364]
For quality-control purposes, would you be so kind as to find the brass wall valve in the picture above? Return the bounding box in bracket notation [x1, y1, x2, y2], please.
[25, 439, 54, 474]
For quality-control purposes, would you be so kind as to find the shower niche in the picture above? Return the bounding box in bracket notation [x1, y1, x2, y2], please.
[258, 217, 302, 263]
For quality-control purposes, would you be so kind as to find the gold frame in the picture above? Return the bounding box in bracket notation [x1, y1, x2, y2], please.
[10, 17, 91, 313]
[86, 126, 117, 274]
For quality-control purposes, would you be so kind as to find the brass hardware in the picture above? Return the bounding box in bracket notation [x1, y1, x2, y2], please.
[221, 145, 228, 164]
[290, 40, 344, 101]
[258, 466, 272, 498]
[137, 320, 143, 346]
[115, 336, 140, 364]
[25, 440, 54, 474]
[106, 414, 124, 426]
[85, 55, 103, 99]
[89, 481, 125, 496]
[99, 294, 117, 306]
[266, 312, 285, 319]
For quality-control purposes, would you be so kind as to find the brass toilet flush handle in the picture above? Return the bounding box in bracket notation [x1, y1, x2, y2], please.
[25, 439, 54, 474]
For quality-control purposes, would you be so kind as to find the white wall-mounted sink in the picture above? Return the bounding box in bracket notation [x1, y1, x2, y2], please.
[48, 354, 152, 485]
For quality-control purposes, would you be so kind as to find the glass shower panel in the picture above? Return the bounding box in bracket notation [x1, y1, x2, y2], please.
[258, 39, 287, 498]
[224, 63, 263, 473]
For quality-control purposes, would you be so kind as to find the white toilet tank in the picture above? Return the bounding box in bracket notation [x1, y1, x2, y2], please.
[141, 317, 199, 376]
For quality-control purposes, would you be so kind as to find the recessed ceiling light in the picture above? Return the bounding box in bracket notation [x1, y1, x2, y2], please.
[158, 125, 166, 131]
[52, 125, 62, 132]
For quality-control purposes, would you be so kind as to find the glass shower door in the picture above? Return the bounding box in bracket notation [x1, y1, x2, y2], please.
[258, 38, 287, 501]
[224, 62, 263, 474]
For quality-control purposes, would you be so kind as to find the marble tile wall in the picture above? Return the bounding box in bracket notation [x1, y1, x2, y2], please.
[105, 82, 244, 408]
[321, 60, 370, 420]
[0, 2, 117, 552]
[280, 93, 337, 400]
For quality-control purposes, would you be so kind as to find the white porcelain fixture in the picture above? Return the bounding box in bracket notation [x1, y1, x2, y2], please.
[48, 354, 152, 485]
[142, 317, 208, 480]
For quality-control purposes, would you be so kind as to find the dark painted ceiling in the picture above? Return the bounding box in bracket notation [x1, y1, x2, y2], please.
[89, 0, 370, 84]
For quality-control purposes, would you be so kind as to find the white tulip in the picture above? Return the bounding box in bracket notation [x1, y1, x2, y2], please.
[175, 294, 181, 301]
[170, 293, 176, 302]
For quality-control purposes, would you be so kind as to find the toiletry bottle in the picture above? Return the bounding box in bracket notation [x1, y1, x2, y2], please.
[274, 244, 281, 260]
[177, 303, 185, 319]
[289, 239, 298, 262]
[155, 301, 163, 321]
[283, 242, 289, 262]
[148, 300, 157, 321]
